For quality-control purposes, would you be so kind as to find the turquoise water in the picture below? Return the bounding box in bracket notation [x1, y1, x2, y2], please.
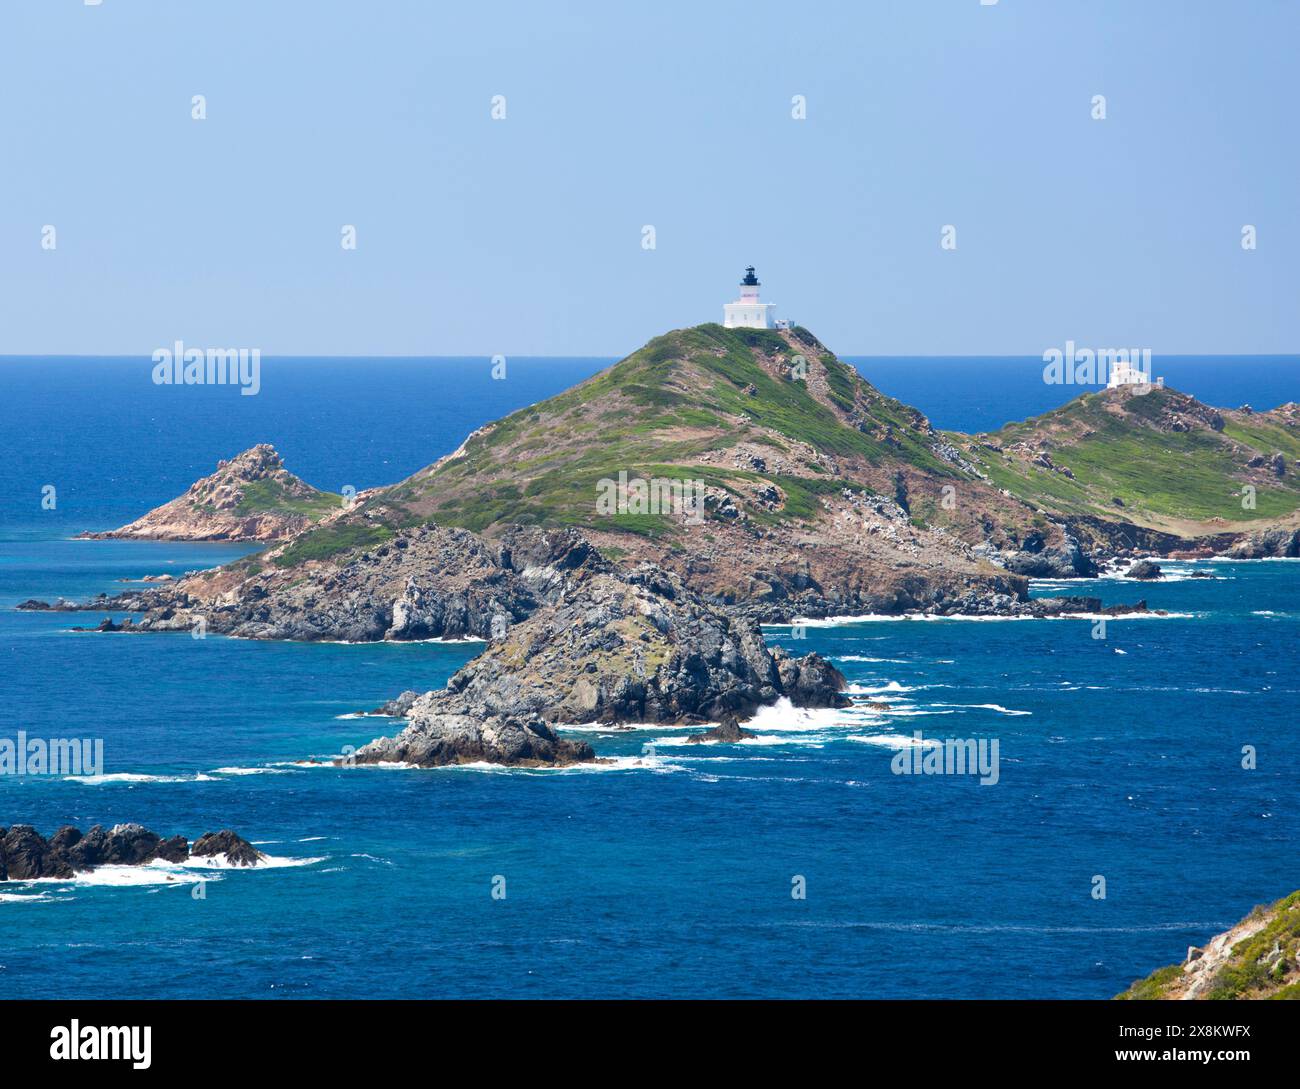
[0, 357, 1296, 998]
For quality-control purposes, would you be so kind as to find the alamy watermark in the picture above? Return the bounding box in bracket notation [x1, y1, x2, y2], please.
[1042, 341, 1160, 393]
[151, 341, 261, 395]
[890, 731, 1000, 786]
[596, 471, 705, 525]
[0, 731, 103, 777]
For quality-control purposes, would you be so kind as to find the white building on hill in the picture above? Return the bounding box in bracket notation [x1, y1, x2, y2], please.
[723, 266, 777, 329]
[1106, 351, 1159, 389]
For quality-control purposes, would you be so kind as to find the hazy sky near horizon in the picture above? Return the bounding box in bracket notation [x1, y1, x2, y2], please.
[1, 1, 1295, 358]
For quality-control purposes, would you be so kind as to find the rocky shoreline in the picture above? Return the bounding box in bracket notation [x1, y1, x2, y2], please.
[0, 824, 263, 881]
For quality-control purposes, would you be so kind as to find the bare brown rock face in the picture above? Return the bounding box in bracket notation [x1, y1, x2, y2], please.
[77, 444, 339, 542]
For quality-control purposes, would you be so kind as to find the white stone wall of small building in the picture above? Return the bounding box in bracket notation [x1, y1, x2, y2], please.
[723, 302, 775, 329]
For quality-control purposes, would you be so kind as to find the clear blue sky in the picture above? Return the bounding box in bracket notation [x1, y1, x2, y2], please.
[1, 0, 1295, 357]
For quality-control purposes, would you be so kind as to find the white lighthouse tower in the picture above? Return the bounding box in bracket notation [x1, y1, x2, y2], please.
[723, 266, 777, 329]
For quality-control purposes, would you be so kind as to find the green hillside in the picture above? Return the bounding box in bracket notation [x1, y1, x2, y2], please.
[958, 388, 1300, 529]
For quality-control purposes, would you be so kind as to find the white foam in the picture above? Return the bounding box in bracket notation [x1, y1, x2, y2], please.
[178, 853, 324, 871]
[769, 608, 1192, 625]
[65, 772, 217, 785]
[437, 755, 687, 774]
[315, 636, 486, 645]
[0, 890, 61, 904]
[745, 698, 850, 733]
[22, 864, 213, 888]
[210, 765, 293, 776]
[933, 703, 1032, 716]
[847, 681, 914, 696]
[880, 707, 957, 717]
[654, 732, 827, 748]
[846, 732, 941, 748]
[6, 851, 324, 890]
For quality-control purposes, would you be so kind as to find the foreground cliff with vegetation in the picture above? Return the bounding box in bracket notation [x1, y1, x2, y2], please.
[1119, 890, 1300, 1000]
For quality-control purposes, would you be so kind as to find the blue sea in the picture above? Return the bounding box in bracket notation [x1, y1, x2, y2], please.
[0, 355, 1296, 999]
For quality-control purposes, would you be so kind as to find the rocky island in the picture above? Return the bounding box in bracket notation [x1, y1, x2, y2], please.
[19, 323, 1300, 768]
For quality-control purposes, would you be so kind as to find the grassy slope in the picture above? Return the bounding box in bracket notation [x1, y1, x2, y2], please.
[272, 324, 964, 565]
[264, 333, 1298, 570]
[227, 477, 341, 520]
[956, 389, 1300, 528]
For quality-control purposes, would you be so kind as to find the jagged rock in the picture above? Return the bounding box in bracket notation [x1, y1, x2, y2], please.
[352, 559, 848, 767]
[370, 690, 421, 717]
[101, 823, 162, 864]
[1224, 527, 1300, 559]
[686, 714, 757, 744]
[72, 617, 141, 633]
[1002, 531, 1097, 579]
[0, 823, 255, 880]
[772, 648, 848, 709]
[351, 714, 594, 769]
[154, 836, 191, 863]
[0, 825, 70, 880]
[191, 830, 264, 867]
[1125, 560, 1163, 580]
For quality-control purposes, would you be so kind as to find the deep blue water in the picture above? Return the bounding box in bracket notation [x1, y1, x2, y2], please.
[0, 356, 1296, 999]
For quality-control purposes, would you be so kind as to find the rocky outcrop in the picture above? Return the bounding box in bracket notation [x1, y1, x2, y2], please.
[55, 524, 590, 643]
[686, 714, 757, 744]
[190, 829, 265, 867]
[1224, 526, 1300, 558]
[350, 559, 848, 767]
[369, 690, 421, 717]
[1125, 560, 1163, 580]
[431, 563, 844, 724]
[773, 647, 849, 708]
[348, 714, 595, 769]
[1000, 531, 1098, 579]
[77, 444, 338, 542]
[0, 824, 263, 880]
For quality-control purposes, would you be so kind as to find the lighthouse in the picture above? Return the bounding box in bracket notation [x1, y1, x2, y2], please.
[723, 266, 777, 329]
